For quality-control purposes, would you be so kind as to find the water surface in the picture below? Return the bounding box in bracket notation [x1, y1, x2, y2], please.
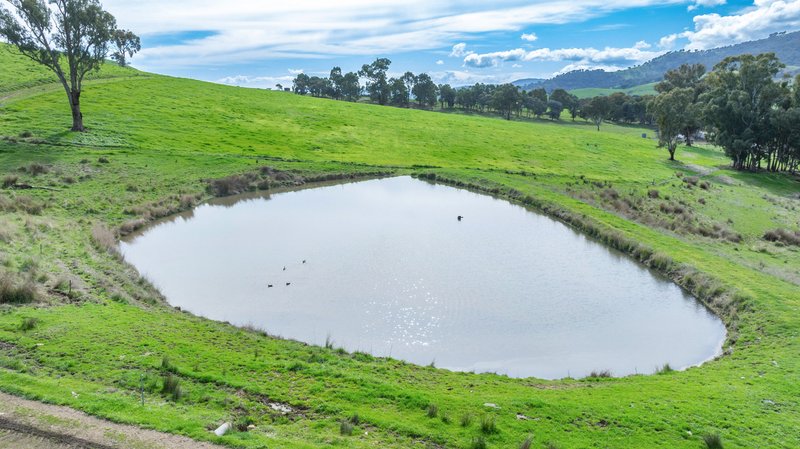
[121, 176, 725, 379]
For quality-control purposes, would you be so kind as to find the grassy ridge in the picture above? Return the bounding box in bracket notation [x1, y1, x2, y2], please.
[570, 83, 658, 99]
[0, 48, 799, 449]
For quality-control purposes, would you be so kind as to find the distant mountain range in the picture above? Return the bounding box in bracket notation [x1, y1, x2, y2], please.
[513, 31, 800, 93]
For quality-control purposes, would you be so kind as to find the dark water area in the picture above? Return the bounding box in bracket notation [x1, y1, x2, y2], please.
[121, 176, 725, 379]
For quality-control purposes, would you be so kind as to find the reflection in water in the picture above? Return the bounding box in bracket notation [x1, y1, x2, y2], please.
[121, 176, 726, 379]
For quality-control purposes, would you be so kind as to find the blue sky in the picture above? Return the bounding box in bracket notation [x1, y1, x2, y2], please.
[101, 0, 800, 88]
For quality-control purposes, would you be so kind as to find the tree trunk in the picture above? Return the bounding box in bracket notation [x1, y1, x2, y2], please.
[70, 90, 84, 132]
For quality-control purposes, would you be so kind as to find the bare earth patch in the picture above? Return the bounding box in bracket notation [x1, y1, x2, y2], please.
[0, 392, 224, 449]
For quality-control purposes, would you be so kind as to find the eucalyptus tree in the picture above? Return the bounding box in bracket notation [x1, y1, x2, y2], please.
[412, 73, 437, 108]
[110, 28, 139, 67]
[359, 58, 392, 105]
[649, 88, 694, 161]
[0, 0, 119, 131]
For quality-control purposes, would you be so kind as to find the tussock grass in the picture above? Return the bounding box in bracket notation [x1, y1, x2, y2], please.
[470, 436, 487, 449]
[764, 228, 800, 246]
[426, 403, 439, 418]
[703, 433, 723, 449]
[587, 370, 612, 379]
[479, 415, 497, 434]
[460, 413, 473, 427]
[0, 272, 37, 304]
[161, 373, 182, 401]
[2, 175, 18, 188]
[19, 317, 39, 331]
[519, 436, 533, 449]
[339, 420, 354, 436]
[656, 363, 674, 374]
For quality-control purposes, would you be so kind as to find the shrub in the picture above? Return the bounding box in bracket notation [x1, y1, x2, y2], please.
[763, 229, 800, 246]
[27, 163, 48, 176]
[20, 317, 39, 331]
[2, 175, 18, 188]
[470, 436, 487, 449]
[588, 370, 612, 378]
[208, 175, 253, 196]
[339, 420, 354, 436]
[161, 373, 182, 401]
[479, 415, 496, 434]
[426, 403, 439, 418]
[656, 363, 674, 374]
[703, 433, 723, 449]
[91, 223, 117, 254]
[0, 273, 37, 304]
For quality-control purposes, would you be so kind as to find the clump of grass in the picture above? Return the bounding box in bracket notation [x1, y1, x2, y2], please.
[764, 229, 800, 246]
[161, 373, 182, 401]
[656, 363, 674, 374]
[699, 181, 711, 190]
[161, 356, 177, 373]
[98, 157, 110, 164]
[207, 174, 254, 196]
[234, 415, 254, 432]
[325, 334, 334, 350]
[2, 175, 18, 188]
[647, 189, 660, 199]
[339, 420, 354, 436]
[587, 370, 612, 379]
[26, 163, 48, 176]
[441, 413, 451, 424]
[119, 218, 147, 235]
[703, 433, 723, 449]
[470, 436, 487, 449]
[91, 223, 119, 256]
[460, 413, 472, 427]
[18, 130, 33, 138]
[0, 272, 37, 305]
[19, 317, 39, 331]
[545, 442, 561, 449]
[683, 176, 699, 187]
[648, 253, 674, 271]
[426, 403, 439, 418]
[349, 413, 360, 425]
[479, 415, 496, 434]
[519, 436, 533, 449]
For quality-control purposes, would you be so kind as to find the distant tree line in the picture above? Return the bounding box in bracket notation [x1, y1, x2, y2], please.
[649, 53, 800, 172]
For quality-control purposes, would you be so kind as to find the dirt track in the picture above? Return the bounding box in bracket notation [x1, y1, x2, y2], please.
[0, 392, 224, 449]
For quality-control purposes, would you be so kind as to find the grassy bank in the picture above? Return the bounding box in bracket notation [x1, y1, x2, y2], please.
[1, 46, 799, 448]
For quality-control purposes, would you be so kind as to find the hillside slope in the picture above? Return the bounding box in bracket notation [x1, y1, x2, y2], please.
[0, 47, 799, 449]
[516, 31, 800, 92]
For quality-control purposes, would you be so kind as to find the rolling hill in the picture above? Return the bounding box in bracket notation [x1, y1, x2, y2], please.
[1, 43, 799, 449]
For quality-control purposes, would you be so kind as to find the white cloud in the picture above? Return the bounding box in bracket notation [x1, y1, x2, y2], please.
[521, 32, 538, 41]
[463, 43, 663, 68]
[682, 0, 800, 50]
[634, 40, 651, 49]
[436, 60, 445, 65]
[450, 42, 472, 57]
[217, 74, 296, 88]
[688, 0, 726, 11]
[288, 68, 304, 75]
[100, 0, 687, 71]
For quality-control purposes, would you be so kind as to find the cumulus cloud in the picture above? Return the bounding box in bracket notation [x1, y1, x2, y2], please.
[521, 32, 538, 41]
[436, 60, 445, 65]
[688, 0, 726, 11]
[683, 0, 800, 50]
[449, 42, 472, 57]
[463, 43, 662, 68]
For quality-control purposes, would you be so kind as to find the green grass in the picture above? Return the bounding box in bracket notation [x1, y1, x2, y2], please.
[570, 82, 658, 99]
[0, 45, 799, 449]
